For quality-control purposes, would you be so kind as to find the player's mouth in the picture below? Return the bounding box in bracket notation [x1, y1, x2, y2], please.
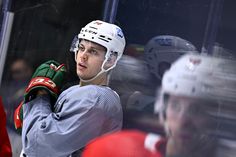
[78, 63, 87, 70]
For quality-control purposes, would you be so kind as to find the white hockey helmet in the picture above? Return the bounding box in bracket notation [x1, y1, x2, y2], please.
[70, 20, 126, 72]
[155, 53, 236, 121]
[144, 35, 198, 80]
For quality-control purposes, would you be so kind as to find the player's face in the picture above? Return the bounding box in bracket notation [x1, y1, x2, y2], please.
[75, 40, 106, 80]
[165, 95, 215, 154]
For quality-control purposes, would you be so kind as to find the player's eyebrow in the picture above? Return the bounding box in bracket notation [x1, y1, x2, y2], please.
[90, 46, 104, 51]
[80, 41, 105, 51]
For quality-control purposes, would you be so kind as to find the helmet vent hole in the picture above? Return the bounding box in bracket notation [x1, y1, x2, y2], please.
[92, 37, 94, 39]
[90, 26, 97, 30]
[98, 37, 109, 42]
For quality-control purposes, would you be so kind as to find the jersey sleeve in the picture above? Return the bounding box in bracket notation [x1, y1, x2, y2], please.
[22, 86, 121, 157]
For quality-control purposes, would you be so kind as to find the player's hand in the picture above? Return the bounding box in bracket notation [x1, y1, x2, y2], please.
[24, 60, 66, 103]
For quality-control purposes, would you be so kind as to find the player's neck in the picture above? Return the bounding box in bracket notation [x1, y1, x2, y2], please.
[80, 75, 108, 86]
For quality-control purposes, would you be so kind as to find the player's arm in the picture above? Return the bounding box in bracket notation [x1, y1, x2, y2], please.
[22, 88, 117, 156]
[14, 60, 66, 133]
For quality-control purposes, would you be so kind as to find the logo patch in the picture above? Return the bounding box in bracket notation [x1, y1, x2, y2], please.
[116, 27, 124, 38]
[154, 38, 172, 46]
[94, 21, 103, 25]
[186, 57, 201, 70]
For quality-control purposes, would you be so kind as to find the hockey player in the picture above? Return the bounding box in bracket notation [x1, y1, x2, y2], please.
[0, 96, 12, 157]
[122, 35, 198, 133]
[154, 53, 236, 157]
[82, 53, 236, 157]
[82, 130, 164, 157]
[15, 20, 126, 157]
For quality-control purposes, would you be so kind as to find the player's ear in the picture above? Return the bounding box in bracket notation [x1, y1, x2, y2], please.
[103, 51, 118, 70]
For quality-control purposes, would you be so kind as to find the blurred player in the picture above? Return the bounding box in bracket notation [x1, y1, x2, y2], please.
[122, 35, 198, 132]
[82, 130, 162, 157]
[82, 53, 236, 157]
[155, 53, 236, 157]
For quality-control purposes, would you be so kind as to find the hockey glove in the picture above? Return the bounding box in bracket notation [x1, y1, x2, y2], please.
[24, 60, 66, 103]
[14, 101, 23, 133]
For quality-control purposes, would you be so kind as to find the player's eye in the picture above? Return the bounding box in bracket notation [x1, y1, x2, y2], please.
[170, 102, 181, 112]
[89, 49, 98, 55]
[78, 45, 85, 52]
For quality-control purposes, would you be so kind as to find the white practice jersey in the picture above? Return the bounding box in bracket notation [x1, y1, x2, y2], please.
[22, 85, 123, 157]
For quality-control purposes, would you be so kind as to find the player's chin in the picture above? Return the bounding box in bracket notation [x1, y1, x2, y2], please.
[77, 71, 86, 79]
[78, 74, 93, 81]
[77, 68, 86, 75]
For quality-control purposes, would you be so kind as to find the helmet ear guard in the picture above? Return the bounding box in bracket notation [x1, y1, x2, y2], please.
[102, 51, 119, 71]
[154, 88, 169, 124]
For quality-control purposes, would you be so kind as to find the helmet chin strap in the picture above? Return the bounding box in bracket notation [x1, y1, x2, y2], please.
[79, 68, 107, 83]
